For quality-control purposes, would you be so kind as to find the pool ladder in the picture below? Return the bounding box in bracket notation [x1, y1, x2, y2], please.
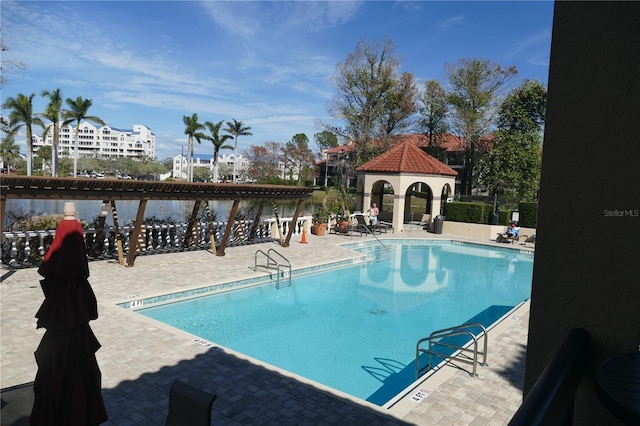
[415, 322, 488, 378]
[254, 248, 291, 288]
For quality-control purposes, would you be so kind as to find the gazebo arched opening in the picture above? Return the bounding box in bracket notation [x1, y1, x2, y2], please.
[404, 181, 433, 223]
[370, 180, 394, 223]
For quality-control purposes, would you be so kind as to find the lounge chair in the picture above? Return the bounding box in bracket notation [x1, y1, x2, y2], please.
[354, 214, 381, 235]
[375, 221, 394, 233]
[496, 231, 520, 243]
[165, 380, 217, 426]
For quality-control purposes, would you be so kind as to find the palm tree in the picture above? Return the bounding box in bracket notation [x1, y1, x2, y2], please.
[2, 93, 45, 176]
[182, 113, 205, 182]
[39, 88, 63, 176]
[224, 119, 252, 182]
[35, 145, 52, 175]
[62, 96, 105, 177]
[0, 127, 21, 170]
[203, 120, 233, 182]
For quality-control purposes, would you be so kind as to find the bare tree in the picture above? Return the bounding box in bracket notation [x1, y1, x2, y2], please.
[328, 36, 417, 166]
[446, 58, 518, 195]
[0, 36, 26, 87]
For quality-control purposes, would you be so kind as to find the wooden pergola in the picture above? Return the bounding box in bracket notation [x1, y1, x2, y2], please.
[0, 176, 314, 267]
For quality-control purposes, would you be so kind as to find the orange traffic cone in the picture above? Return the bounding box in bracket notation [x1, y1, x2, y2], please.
[300, 228, 308, 244]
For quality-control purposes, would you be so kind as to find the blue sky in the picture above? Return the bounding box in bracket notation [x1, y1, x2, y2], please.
[2, 1, 554, 161]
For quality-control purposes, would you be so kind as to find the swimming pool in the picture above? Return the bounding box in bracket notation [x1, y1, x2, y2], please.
[135, 241, 533, 406]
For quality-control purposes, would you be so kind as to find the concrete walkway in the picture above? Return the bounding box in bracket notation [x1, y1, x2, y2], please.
[1, 230, 532, 425]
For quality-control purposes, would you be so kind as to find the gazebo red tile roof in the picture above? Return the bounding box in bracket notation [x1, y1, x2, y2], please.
[356, 140, 457, 176]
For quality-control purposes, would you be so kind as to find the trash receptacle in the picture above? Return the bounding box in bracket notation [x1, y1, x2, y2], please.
[434, 215, 444, 234]
[491, 212, 499, 225]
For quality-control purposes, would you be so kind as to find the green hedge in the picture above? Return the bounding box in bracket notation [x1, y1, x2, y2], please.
[444, 202, 494, 224]
[499, 210, 511, 225]
[518, 202, 538, 228]
[443, 201, 537, 226]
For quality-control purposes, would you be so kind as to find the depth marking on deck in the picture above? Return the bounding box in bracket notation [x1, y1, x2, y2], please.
[411, 388, 432, 402]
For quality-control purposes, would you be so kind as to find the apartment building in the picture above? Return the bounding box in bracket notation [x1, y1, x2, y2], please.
[172, 153, 299, 182]
[172, 153, 250, 181]
[33, 122, 155, 159]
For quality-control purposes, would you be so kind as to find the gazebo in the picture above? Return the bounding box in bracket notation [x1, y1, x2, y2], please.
[356, 140, 457, 233]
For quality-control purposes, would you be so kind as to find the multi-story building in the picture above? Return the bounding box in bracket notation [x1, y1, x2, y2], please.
[172, 153, 299, 182]
[33, 122, 155, 160]
[172, 153, 250, 181]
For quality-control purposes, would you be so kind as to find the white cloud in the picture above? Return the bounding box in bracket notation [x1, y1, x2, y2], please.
[200, 1, 363, 38]
[508, 29, 552, 59]
[437, 14, 464, 30]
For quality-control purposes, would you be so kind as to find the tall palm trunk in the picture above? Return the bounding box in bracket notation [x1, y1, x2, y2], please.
[213, 149, 219, 183]
[52, 122, 60, 177]
[188, 136, 194, 182]
[73, 120, 81, 177]
[26, 126, 34, 176]
[232, 136, 238, 182]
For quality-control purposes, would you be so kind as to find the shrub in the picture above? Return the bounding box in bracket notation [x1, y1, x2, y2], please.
[10, 213, 65, 231]
[444, 202, 494, 224]
[499, 210, 511, 225]
[518, 202, 538, 228]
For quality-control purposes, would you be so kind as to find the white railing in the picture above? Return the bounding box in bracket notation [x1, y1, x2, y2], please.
[1, 216, 311, 266]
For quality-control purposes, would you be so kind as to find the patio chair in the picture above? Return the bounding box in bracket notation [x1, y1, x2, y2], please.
[165, 379, 217, 426]
[354, 214, 381, 235]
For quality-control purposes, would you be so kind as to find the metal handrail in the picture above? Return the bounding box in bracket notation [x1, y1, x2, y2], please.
[416, 322, 488, 378]
[254, 249, 291, 288]
[267, 249, 291, 275]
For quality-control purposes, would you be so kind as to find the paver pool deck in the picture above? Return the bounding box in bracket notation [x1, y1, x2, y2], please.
[1, 230, 532, 425]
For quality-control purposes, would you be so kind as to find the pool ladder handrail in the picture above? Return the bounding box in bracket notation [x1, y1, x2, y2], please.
[254, 248, 291, 288]
[415, 322, 488, 378]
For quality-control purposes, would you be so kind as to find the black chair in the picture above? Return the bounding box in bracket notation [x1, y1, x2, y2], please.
[165, 379, 217, 426]
[354, 214, 382, 235]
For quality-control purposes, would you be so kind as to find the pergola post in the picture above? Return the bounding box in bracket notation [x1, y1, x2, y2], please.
[111, 200, 125, 265]
[92, 199, 110, 257]
[283, 199, 305, 247]
[204, 200, 216, 253]
[183, 200, 202, 248]
[248, 201, 265, 240]
[0, 198, 5, 236]
[217, 199, 240, 256]
[126, 199, 148, 267]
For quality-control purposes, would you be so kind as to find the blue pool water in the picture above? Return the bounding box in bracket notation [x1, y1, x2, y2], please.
[137, 241, 533, 405]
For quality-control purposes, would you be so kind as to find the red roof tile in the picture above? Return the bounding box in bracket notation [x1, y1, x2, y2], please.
[356, 140, 457, 176]
[324, 144, 354, 154]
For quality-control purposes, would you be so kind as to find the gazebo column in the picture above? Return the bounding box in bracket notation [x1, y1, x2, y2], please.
[392, 193, 404, 232]
[431, 194, 443, 221]
[361, 190, 372, 214]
